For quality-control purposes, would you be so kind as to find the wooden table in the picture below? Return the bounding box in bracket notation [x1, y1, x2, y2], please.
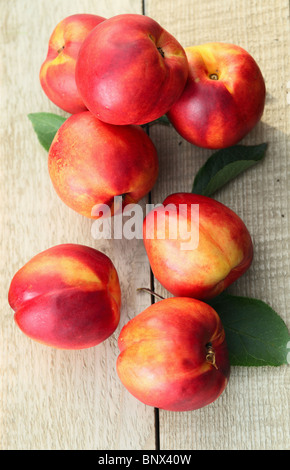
[1, 0, 289, 450]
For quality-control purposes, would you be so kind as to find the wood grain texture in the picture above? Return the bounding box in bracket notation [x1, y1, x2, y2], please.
[1, 0, 289, 451]
[146, 0, 290, 450]
[0, 0, 155, 450]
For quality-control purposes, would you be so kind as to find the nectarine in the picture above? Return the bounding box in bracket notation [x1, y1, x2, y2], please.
[75, 14, 189, 125]
[48, 111, 159, 218]
[143, 193, 253, 300]
[117, 297, 230, 411]
[8, 244, 121, 349]
[167, 42, 266, 149]
[40, 14, 105, 114]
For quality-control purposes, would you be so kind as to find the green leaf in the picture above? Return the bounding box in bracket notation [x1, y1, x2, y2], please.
[192, 143, 268, 196]
[28, 112, 67, 151]
[207, 293, 290, 367]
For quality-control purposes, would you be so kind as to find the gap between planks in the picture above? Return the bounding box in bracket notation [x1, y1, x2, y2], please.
[143, 0, 161, 449]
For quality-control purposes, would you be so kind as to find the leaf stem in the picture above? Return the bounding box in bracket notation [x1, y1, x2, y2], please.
[137, 287, 165, 301]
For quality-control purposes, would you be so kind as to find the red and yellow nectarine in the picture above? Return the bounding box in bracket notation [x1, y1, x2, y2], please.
[75, 14, 189, 125]
[167, 42, 266, 149]
[40, 14, 105, 114]
[117, 297, 230, 411]
[143, 193, 253, 300]
[8, 244, 121, 349]
[48, 111, 159, 218]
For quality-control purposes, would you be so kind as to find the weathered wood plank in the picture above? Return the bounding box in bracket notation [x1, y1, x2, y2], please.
[0, 0, 155, 450]
[146, 0, 290, 450]
[1, 0, 289, 451]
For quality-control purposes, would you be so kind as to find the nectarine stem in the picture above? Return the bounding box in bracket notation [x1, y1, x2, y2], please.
[206, 345, 218, 369]
[157, 47, 165, 58]
[209, 73, 219, 80]
[137, 287, 164, 301]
